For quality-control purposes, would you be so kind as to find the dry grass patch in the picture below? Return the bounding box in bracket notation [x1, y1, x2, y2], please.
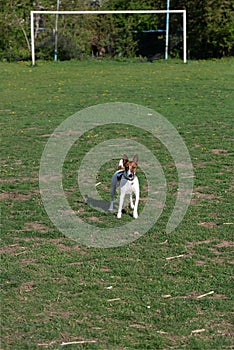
[24, 222, 49, 233]
[197, 221, 217, 228]
[19, 281, 36, 294]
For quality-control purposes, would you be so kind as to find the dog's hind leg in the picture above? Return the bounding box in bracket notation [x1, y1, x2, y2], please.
[109, 187, 115, 210]
[109, 175, 117, 211]
[117, 191, 125, 219]
[133, 196, 139, 219]
[133, 179, 139, 219]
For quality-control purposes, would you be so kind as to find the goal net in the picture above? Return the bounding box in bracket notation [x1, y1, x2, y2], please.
[30, 10, 187, 65]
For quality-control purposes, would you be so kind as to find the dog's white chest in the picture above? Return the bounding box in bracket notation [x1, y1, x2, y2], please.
[120, 177, 138, 194]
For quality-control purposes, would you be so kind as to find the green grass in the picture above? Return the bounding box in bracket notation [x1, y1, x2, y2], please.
[1, 58, 233, 349]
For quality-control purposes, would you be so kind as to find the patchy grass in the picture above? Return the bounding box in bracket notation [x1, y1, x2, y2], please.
[1, 58, 233, 349]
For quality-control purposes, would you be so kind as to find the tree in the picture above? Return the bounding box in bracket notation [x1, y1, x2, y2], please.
[104, 0, 234, 58]
[170, 0, 234, 58]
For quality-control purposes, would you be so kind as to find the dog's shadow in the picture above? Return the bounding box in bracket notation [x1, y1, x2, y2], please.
[83, 195, 134, 217]
[83, 195, 111, 212]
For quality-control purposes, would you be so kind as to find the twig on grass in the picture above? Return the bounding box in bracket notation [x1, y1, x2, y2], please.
[156, 330, 168, 334]
[15, 250, 27, 256]
[191, 329, 206, 334]
[197, 291, 214, 299]
[107, 298, 121, 302]
[106, 285, 113, 289]
[159, 239, 168, 245]
[37, 341, 57, 346]
[61, 340, 97, 346]
[166, 254, 184, 261]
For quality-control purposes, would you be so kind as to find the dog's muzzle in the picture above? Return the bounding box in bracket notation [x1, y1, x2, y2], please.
[124, 172, 135, 181]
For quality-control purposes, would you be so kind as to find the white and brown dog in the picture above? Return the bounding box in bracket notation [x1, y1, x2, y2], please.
[109, 154, 139, 219]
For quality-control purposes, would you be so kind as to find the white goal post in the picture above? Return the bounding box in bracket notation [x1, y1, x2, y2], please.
[30, 10, 187, 65]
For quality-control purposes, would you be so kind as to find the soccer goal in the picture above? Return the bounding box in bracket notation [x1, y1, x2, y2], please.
[30, 10, 187, 65]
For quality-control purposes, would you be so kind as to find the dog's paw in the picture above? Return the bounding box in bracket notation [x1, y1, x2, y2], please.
[133, 212, 138, 219]
[130, 204, 135, 210]
[108, 203, 114, 211]
[117, 213, 122, 219]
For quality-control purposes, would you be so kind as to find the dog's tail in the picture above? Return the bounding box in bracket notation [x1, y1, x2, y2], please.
[118, 159, 124, 170]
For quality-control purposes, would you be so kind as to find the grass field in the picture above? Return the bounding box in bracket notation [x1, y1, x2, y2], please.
[1, 58, 233, 349]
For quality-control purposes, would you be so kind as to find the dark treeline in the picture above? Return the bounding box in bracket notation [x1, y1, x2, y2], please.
[0, 0, 233, 61]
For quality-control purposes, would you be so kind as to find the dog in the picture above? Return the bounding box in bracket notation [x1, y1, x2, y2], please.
[109, 154, 139, 219]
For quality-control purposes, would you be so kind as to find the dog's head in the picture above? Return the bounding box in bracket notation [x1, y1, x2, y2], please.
[122, 154, 138, 179]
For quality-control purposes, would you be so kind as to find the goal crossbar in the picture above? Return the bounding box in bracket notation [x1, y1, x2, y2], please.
[30, 10, 187, 65]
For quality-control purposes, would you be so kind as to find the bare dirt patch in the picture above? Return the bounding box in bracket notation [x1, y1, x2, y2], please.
[99, 266, 112, 272]
[208, 240, 234, 259]
[214, 240, 234, 249]
[1, 237, 86, 259]
[130, 323, 148, 329]
[210, 293, 228, 299]
[196, 161, 209, 168]
[19, 281, 36, 294]
[210, 256, 226, 264]
[56, 242, 87, 253]
[77, 207, 85, 214]
[40, 130, 81, 138]
[191, 188, 219, 205]
[194, 192, 216, 200]
[0, 177, 38, 183]
[185, 239, 231, 265]
[20, 257, 37, 266]
[43, 238, 88, 254]
[88, 216, 102, 222]
[187, 239, 212, 249]
[24, 222, 49, 233]
[211, 149, 229, 155]
[0, 243, 27, 256]
[196, 260, 206, 266]
[0, 191, 38, 200]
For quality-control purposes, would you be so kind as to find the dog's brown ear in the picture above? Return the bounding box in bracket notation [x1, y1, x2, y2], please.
[122, 154, 129, 165]
[133, 154, 138, 164]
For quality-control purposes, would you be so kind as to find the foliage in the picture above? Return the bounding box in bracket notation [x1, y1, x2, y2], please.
[0, 0, 233, 60]
[0, 0, 32, 60]
[173, 0, 234, 58]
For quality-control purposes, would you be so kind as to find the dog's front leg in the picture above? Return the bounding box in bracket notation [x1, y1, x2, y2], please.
[129, 194, 134, 209]
[133, 180, 140, 219]
[117, 191, 125, 219]
[133, 193, 139, 219]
